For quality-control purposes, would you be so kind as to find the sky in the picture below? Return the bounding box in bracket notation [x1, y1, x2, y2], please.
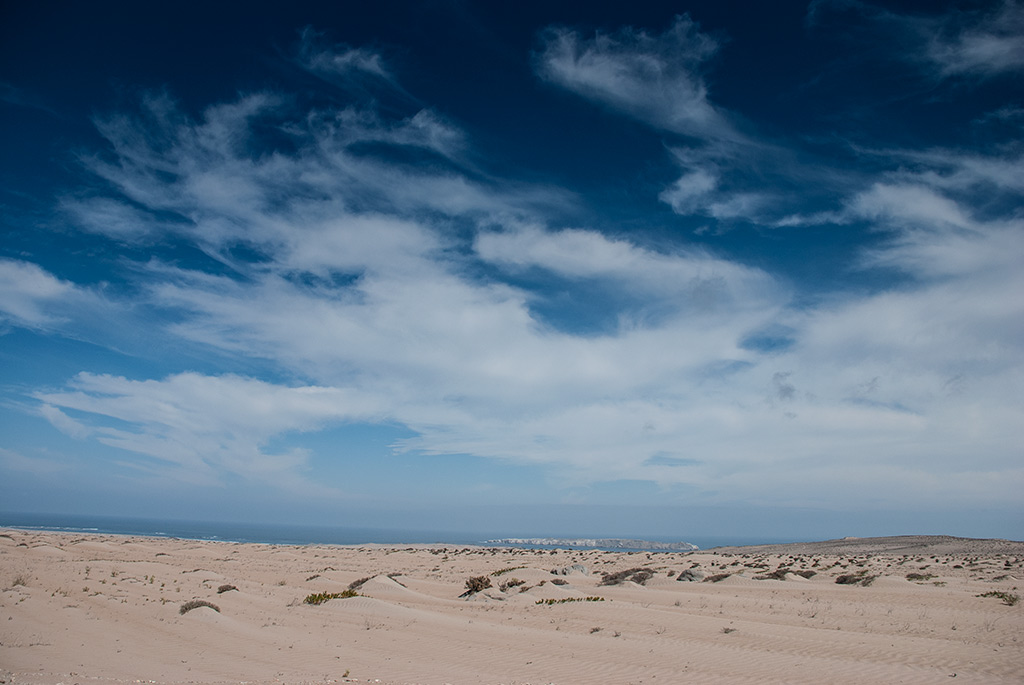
[1, 0, 1022, 542]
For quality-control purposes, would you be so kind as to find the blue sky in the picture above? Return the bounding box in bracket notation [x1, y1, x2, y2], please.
[2, 0, 1022, 541]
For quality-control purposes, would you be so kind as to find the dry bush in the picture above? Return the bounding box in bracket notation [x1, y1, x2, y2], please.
[835, 574, 877, 586]
[216, 584, 237, 594]
[462, 575, 492, 596]
[906, 572, 935, 581]
[180, 599, 220, 614]
[977, 591, 1019, 606]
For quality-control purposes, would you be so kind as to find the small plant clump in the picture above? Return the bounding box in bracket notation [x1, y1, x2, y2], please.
[303, 589, 359, 605]
[499, 577, 526, 591]
[977, 591, 1019, 606]
[180, 599, 220, 615]
[535, 596, 605, 605]
[217, 584, 237, 594]
[906, 573, 936, 582]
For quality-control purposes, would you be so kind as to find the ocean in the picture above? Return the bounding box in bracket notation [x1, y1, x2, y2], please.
[0, 512, 778, 551]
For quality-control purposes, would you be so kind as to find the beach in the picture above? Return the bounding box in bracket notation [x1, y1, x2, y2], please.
[2, 529, 1022, 684]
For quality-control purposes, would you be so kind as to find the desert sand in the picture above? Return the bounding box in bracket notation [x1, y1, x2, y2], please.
[2, 529, 1022, 684]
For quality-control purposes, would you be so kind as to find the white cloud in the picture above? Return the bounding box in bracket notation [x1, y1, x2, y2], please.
[35, 372, 383, 493]
[475, 223, 781, 313]
[300, 37, 392, 81]
[536, 15, 736, 141]
[658, 160, 770, 222]
[0, 259, 79, 328]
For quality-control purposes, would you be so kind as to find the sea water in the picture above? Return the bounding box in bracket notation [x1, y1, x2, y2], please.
[0, 511, 779, 551]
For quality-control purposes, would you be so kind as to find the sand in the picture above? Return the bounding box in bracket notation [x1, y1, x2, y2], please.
[1, 529, 1022, 684]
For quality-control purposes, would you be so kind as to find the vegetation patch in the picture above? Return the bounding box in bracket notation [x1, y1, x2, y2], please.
[180, 599, 220, 614]
[599, 568, 655, 586]
[491, 566, 525, 577]
[303, 589, 359, 605]
[753, 568, 789, 581]
[216, 584, 237, 594]
[906, 573, 936, 582]
[977, 591, 1019, 606]
[835, 573, 877, 586]
[703, 573, 731, 583]
[535, 596, 605, 605]
[348, 576, 373, 591]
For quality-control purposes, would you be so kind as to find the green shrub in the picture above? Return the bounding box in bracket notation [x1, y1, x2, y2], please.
[303, 589, 358, 605]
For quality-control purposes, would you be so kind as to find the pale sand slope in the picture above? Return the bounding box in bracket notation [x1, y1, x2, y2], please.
[1, 530, 1021, 685]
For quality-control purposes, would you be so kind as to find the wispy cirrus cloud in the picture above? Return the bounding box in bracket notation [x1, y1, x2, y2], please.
[535, 15, 737, 142]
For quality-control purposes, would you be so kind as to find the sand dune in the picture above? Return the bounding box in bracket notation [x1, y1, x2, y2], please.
[1, 529, 1021, 684]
